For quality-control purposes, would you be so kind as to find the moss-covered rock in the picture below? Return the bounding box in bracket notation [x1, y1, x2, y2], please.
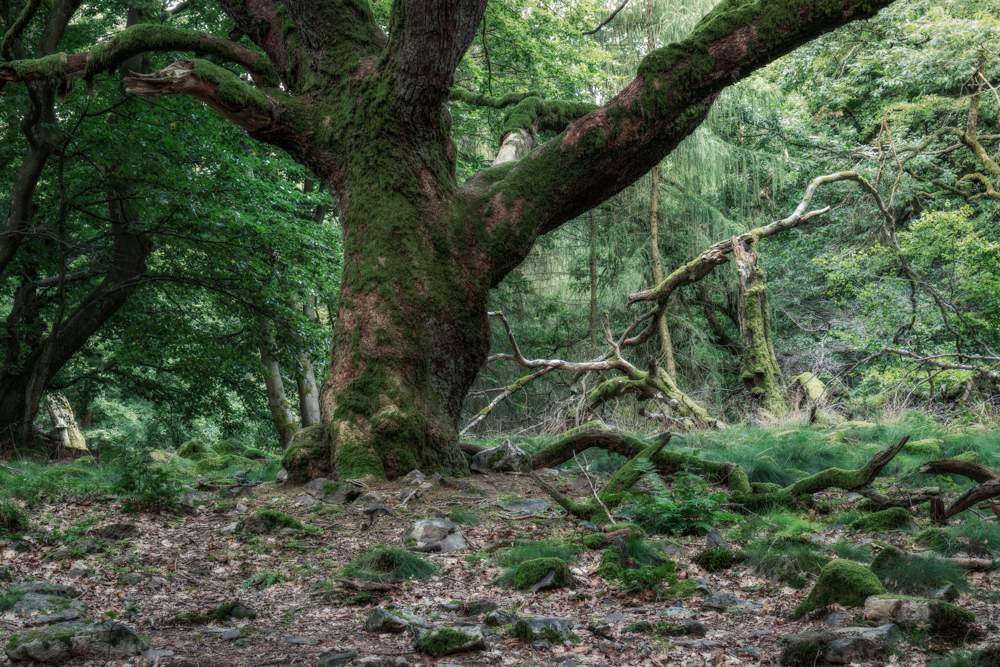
[502, 557, 571, 591]
[176, 438, 208, 458]
[511, 616, 577, 643]
[851, 507, 913, 531]
[694, 547, 743, 573]
[282, 424, 331, 483]
[903, 438, 943, 457]
[793, 560, 885, 618]
[5, 621, 147, 662]
[413, 625, 485, 657]
[864, 594, 975, 639]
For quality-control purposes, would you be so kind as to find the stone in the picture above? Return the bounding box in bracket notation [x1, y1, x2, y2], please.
[364, 607, 428, 634]
[440, 599, 497, 617]
[142, 648, 175, 660]
[794, 560, 885, 618]
[413, 625, 486, 657]
[303, 478, 364, 504]
[470, 441, 531, 473]
[14, 593, 86, 625]
[780, 625, 900, 666]
[483, 609, 518, 626]
[403, 518, 467, 553]
[283, 635, 319, 645]
[276, 468, 289, 484]
[400, 470, 426, 485]
[497, 497, 550, 516]
[705, 528, 731, 551]
[316, 649, 359, 666]
[5, 620, 148, 662]
[10, 582, 80, 597]
[864, 595, 975, 638]
[702, 591, 761, 611]
[90, 522, 139, 540]
[512, 616, 576, 643]
[351, 657, 412, 667]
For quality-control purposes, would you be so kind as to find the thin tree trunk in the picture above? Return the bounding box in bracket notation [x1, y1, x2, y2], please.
[644, 0, 677, 379]
[588, 209, 598, 350]
[295, 348, 322, 427]
[256, 317, 298, 448]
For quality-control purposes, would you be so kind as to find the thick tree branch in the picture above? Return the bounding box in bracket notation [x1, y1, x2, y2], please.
[460, 0, 897, 282]
[0, 23, 277, 85]
[1, 0, 42, 60]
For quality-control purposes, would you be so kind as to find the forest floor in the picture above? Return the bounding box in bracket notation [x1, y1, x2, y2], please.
[2, 422, 999, 665]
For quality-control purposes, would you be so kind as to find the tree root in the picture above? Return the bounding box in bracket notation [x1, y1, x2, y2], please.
[921, 458, 1000, 524]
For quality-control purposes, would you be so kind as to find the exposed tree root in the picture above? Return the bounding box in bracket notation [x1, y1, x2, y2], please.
[921, 458, 1000, 524]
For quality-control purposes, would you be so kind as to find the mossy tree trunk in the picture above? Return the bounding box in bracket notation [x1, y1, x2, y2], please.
[733, 238, 788, 419]
[0, 0, 898, 476]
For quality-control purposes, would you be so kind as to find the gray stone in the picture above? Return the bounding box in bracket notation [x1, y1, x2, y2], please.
[497, 497, 550, 516]
[400, 470, 426, 485]
[364, 607, 428, 634]
[283, 635, 319, 645]
[352, 657, 412, 667]
[142, 648, 175, 660]
[483, 609, 518, 626]
[316, 649, 358, 666]
[512, 616, 576, 642]
[404, 518, 467, 553]
[780, 625, 900, 666]
[470, 441, 531, 473]
[702, 591, 761, 611]
[304, 478, 364, 504]
[5, 620, 148, 662]
[414, 625, 486, 656]
[863, 595, 974, 637]
[440, 599, 497, 617]
[10, 582, 80, 597]
[705, 528, 731, 551]
[16, 594, 86, 625]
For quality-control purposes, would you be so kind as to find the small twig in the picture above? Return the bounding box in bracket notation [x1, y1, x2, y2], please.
[574, 451, 613, 523]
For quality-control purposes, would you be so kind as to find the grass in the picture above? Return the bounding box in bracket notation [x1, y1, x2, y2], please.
[492, 539, 581, 568]
[0, 499, 29, 535]
[172, 600, 257, 625]
[743, 538, 830, 589]
[916, 517, 1000, 557]
[872, 546, 967, 595]
[597, 535, 684, 596]
[244, 509, 319, 535]
[340, 546, 439, 583]
[447, 509, 480, 526]
[242, 572, 287, 588]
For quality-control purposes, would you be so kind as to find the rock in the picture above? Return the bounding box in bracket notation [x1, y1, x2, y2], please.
[440, 599, 497, 617]
[781, 625, 900, 666]
[304, 478, 364, 504]
[364, 607, 428, 634]
[673, 639, 723, 649]
[283, 634, 319, 645]
[276, 468, 289, 484]
[14, 593, 86, 625]
[221, 521, 240, 535]
[400, 470, 426, 485]
[142, 648, 175, 660]
[850, 507, 913, 531]
[470, 441, 531, 473]
[90, 522, 139, 540]
[483, 609, 517, 626]
[50, 538, 101, 560]
[512, 616, 576, 643]
[702, 591, 761, 611]
[931, 583, 960, 602]
[793, 560, 885, 618]
[5, 620, 148, 662]
[10, 582, 80, 597]
[316, 648, 359, 666]
[351, 657, 412, 667]
[413, 625, 486, 657]
[705, 528, 731, 551]
[398, 481, 434, 504]
[0, 566, 13, 582]
[403, 518, 467, 553]
[864, 594, 975, 639]
[656, 606, 696, 620]
[497, 496, 550, 516]
[820, 610, 852, 627]
[119, 572, 145, 586]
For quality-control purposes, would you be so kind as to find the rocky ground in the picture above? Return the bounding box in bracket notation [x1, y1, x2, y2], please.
[1, 460, 998, 666]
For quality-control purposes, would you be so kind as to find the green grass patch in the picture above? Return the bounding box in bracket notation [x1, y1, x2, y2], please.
[242, 572, 287, 588]
[0, 499, 29, 535]
[597, 535, 684, 597]
[447, 509, 480, 526]
[341, 546, 438, 583]
[743, 538, 830, 589]
[850, 507, 913, 531]
[492, 539, 581, 567]
[871, 546, 967, 596]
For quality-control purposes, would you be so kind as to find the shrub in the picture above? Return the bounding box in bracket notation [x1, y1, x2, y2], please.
[618, 473, 734, 536]
[0, 499, 29, 535]
[871, 546, 967, 596]
[597, 535, 681, 596]
[108, 446, 181, 513]
[341, 546, 438, 583]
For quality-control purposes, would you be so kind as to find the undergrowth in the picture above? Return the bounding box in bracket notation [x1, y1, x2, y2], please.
[340, 546, 438, 583]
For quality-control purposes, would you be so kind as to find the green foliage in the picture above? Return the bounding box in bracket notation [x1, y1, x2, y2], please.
[172, 601, 257, 625]
[871, 546, 967, 596]
[492, 540, 581, 567]
[743, 538, 830, 589]
[244, 509, 319, 536]
[107, 446, 181, 513]
[597, 535, 681, 596]
[916, 517, 1000, 557]
[0, 499, 29, 535]
[617, 473, 733, 536]
[793, 560, 886, 618]
[340, 546, 439, 583]
[831, 541, 875, 563]
[930, 645, 1000, 667]
[694, 547, 743, 573]
[242, 572, 287, 588]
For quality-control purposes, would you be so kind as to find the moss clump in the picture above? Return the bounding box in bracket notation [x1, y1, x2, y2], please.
[851, 507, 913, 531]
[744, 538, 829, 589]
[498, 557, 571, 591]
[341, 546, 439, 583]
[694, 547, 743, 573]
[282, 424, 331, 483]
[176, 438, 208, 458]
[869, 595, 975, 639]
[0, 499, 29, 534]
[903, 438, 943, 457]
[492, 540, 581, 567]
[578, 533, 609, 550]
[413, 627, 485, 657]
[793, 560, 885, 618]
[0, 589, 26, 612]
[872, 545, 967, 596]
[625, 620, 703, 637]
[243, 509, 318, 535]
[447, 509, 479, 526]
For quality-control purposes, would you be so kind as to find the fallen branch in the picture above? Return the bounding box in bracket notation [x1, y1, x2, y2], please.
[921, 458, 1000, 524]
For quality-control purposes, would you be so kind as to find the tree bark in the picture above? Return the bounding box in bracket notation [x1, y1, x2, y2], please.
[256, 317, 298, 448]
[295, 348, 322, 428]
[733, 238, 788, 418]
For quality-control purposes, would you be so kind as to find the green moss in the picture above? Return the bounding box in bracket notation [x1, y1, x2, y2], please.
[177, 438, 208, 458]
[903, 438, 943, 457]
[0, 499, 29, 534]
[172, 600, 257, 625]
[341, 546, 438, 583]
[793, 560, 885, 618]
[695, 547, 743, 572]
[851, 507, 913, 531]
[493, 540, 581, 567]
[413, 627, 484, 657]
[870, 595, 975, 639]
[0, 589, 26, 612]
[282, 424, 331, 482]
[499, 557, 571, 591]
[624, 620, 698, 636]
[244, 508, 317, 534]
[190, 59, 269, 109]
[578, 533, 609, 550]
[597, 535, 679, 595]
[447, 509, 479, 526]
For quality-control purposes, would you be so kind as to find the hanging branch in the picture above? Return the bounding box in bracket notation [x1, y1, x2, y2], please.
[584, 0, 632, 36]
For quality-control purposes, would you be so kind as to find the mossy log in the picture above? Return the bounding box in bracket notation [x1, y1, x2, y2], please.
[526, 423, 910, 515]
